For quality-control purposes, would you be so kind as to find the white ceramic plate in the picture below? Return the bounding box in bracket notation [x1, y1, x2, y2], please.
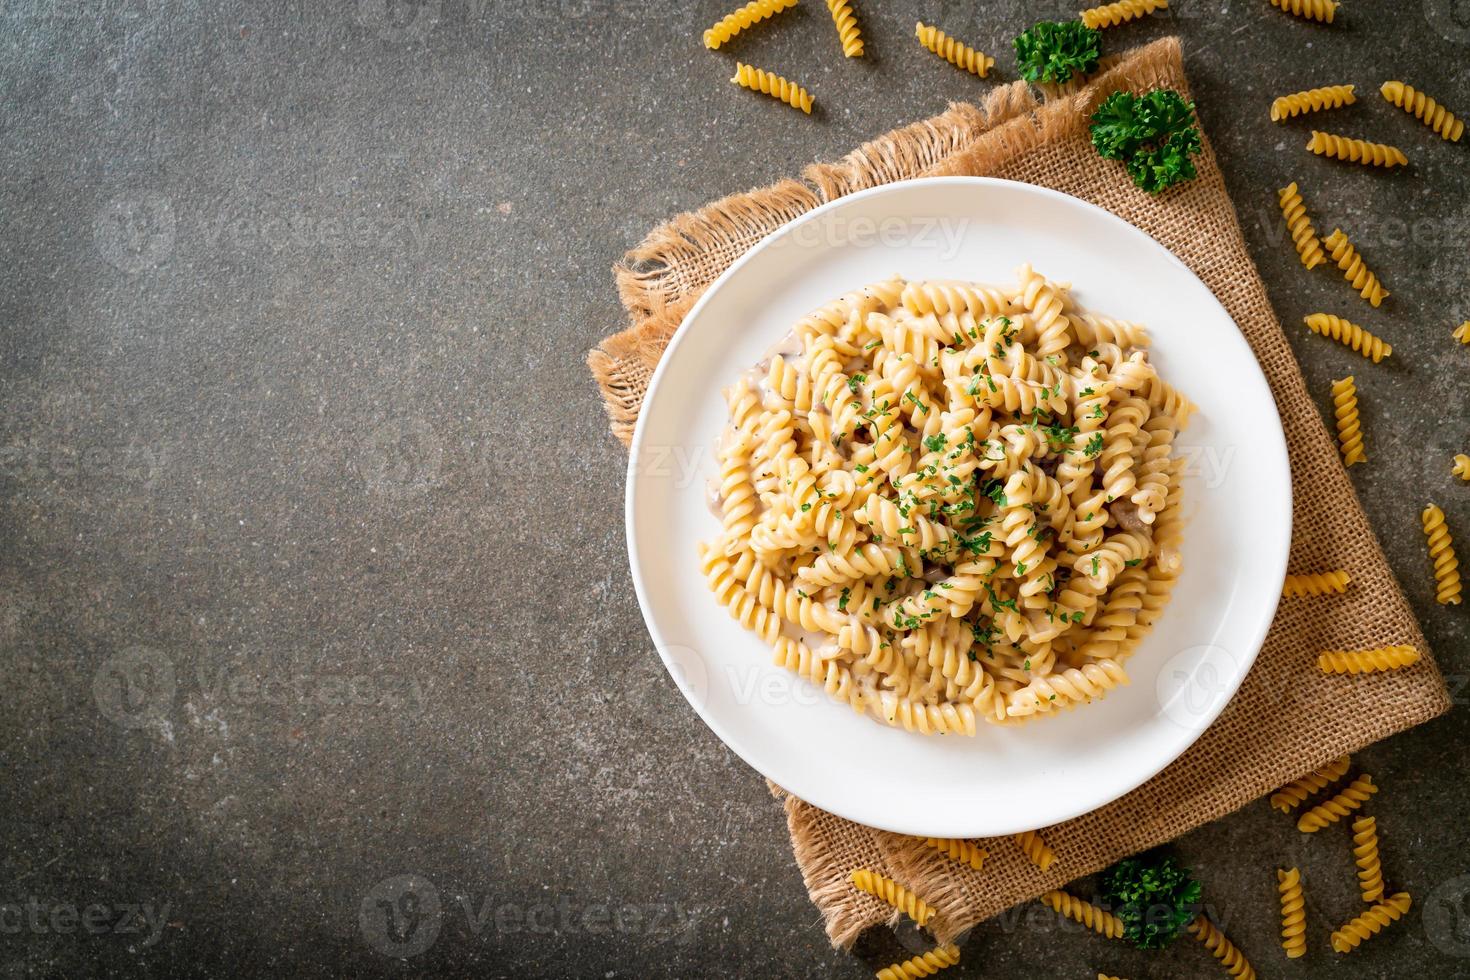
[626, 177, 1291, 838]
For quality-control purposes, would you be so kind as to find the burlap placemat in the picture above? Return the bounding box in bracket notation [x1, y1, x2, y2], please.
[588, 36, 1450, 947]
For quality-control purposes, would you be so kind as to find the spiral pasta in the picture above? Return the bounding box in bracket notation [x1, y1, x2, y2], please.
[1188, 915, 1256, 980]
[924, 837, 987, 871]
[1422, 503, 1462, 605]
[1322, 229, 1389, 308]
[1297, 773, 1376, 832]
[703, 0, 797, 49]
[877, 944, 960, 980]
[1282, 570, 1351, 597]
[1277, 868, 1306, 959]
[731, 63, 813, 114]
[1380, 80, 1463, 142]
[1270, 84, 1355, 121]
[1329, 376, 1366, 466]
[1330, 892, 1411, 953]
[1303, 313, 1392, 362]
[1276, 182, 1325, 270]
[1456, 321, 1470, 346]
[1038, 890, 1124, 939]
[1306, 131, 1408, 168]
[1455, 454, 1470, 481]
[823, 0, 863, 57]
[1318, 645, 1421, 675]
[1079, 0, 1168, 29]
[1270, 754, 1350, 812]
[1268, 0, 1336, 23]
[849, 868, 937, 927]
[915, 22, 993, 78]
[1014, 830, 1056, 871]
[1351, 816, 1384, 903]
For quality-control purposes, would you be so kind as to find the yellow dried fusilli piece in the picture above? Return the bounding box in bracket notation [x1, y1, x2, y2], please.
[915, 22, 993, 78]
[1455, 454, 1470, 481]
[1307, 130, 1408, 168]
[1270, 755, 1350, 812]
[1423, 503, 1463, 605]
[1352, 816, 1384, 903]
[731, 63, 813, 114]
[1330, 376, 1366, 466]
[703, 0, 797, 49]
[877, 944, 960, 980]
[849, 868, 936, 927]
[1303, 313, 1392, 362]
[1331, 892, 1411, 953]
[1277, 182, 1325, 269]
[1323, 229, 1389, 307]
[1282, 570, 1351, 597]
[1455, 321, 1470, 346]
[1381, 80, 1463, 142]
[1188, 915, 1256, 980]
[1298, 773, 1376, 832]
[824, 0, 863, 57]
[1014, 830, 1056, 871]
[1080, 0, 1167, 29]
[924, 837, 987, 871]
[1318, 645, 1421, 675]
[1271, 84, 1355, 121]
[1038, 890, 1124, 939]
[1269, 0, 1336, 23]
[1277, 868, 1306, 959]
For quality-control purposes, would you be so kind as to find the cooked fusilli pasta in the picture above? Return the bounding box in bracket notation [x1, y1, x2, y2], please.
[700, 272, 1192, 733]
[1318, 645, 1421, 675]
[1330, 892, 1411, 953]
[731, 63, 813, 114]
[1268, 0, 1336, 22]
[1038, 890, 1124, 939]
[850, 868, 937, 927]
[915, 22, 993, 77]
[1380, 81, 1463, 142]
[1422, 503, 1462, 605]
[1330, 376, 1366, 466]
[824, 0, 863, 57]
[703, 0, 797, 49]
[1322, 229, 1389, 307]
[1351, 816, 1384, 903]
[1269, 755, 1350, 812]
[924, 837, 987, 871]
[1297, 773, 1376, 832]
[1282, 570, 1351, 597]
[1306, 131, 1408, 168]
[877, 944, 960, 980]
[1277, 182, 1325, 270]
[1188, 915, 1256, 980]
[1455, 454, 1470, 481]
[1015, 830, 1056, 870]
[1303, 313, 1392, 362]
[1270, 84, 1355, 121]
[1277, 868, 1306, 959]
[1080, 0, 1167, 29]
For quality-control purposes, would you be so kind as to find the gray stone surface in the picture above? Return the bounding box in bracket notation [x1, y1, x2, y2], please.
[1, 0, 1467, 976]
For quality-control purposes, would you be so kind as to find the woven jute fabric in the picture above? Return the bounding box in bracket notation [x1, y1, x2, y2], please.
[588, 37, 1450, 947]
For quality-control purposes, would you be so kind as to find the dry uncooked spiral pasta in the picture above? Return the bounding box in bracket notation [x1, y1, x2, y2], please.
[876, 944, 960, 980]
[1322, 229, 1389, 307]
[1318, 645, 1421, 675]
[1351, 816, 1384, 903]
[1188, 915, 1256, 980]
[731, 63, 813, 114]
[914, 22, 993, 78]
[1014, 830, 1056, 870]
[1455, 454, 1470, 481]
[824, 0, 863, 57]
[1038, 890, 1124, 939]
[1456, 321, 1470, 346]
[1330, 892, 1411, 953]
[1303, 313, 1392, 362]
[1269, 754, 1350, 812]
[849, 868, 936, 927]
[1306, 130, 1408, 168]
[1422, 503, 1462, 605]
[923, 837, 987, 871]
[1282, 570, 1351, 597]
[1380, 80, 1463, 142]
[702, 0, 797, 49]
[1276, 182, 1324, 270]
[1270, 84, 1355, 121]
[1079, 0, 1167, 29]
[1269, 0, 1336, 23]
[1330, 376, 1366, 466]
[1297, 773, 1376, 832]
[1277, 868, 1306, 959]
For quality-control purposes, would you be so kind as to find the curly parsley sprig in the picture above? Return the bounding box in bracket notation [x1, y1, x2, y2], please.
[1089, 89, 1203, 194]
[1102, 851, 1202, 949]
[1014, 21, 1102, 85]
